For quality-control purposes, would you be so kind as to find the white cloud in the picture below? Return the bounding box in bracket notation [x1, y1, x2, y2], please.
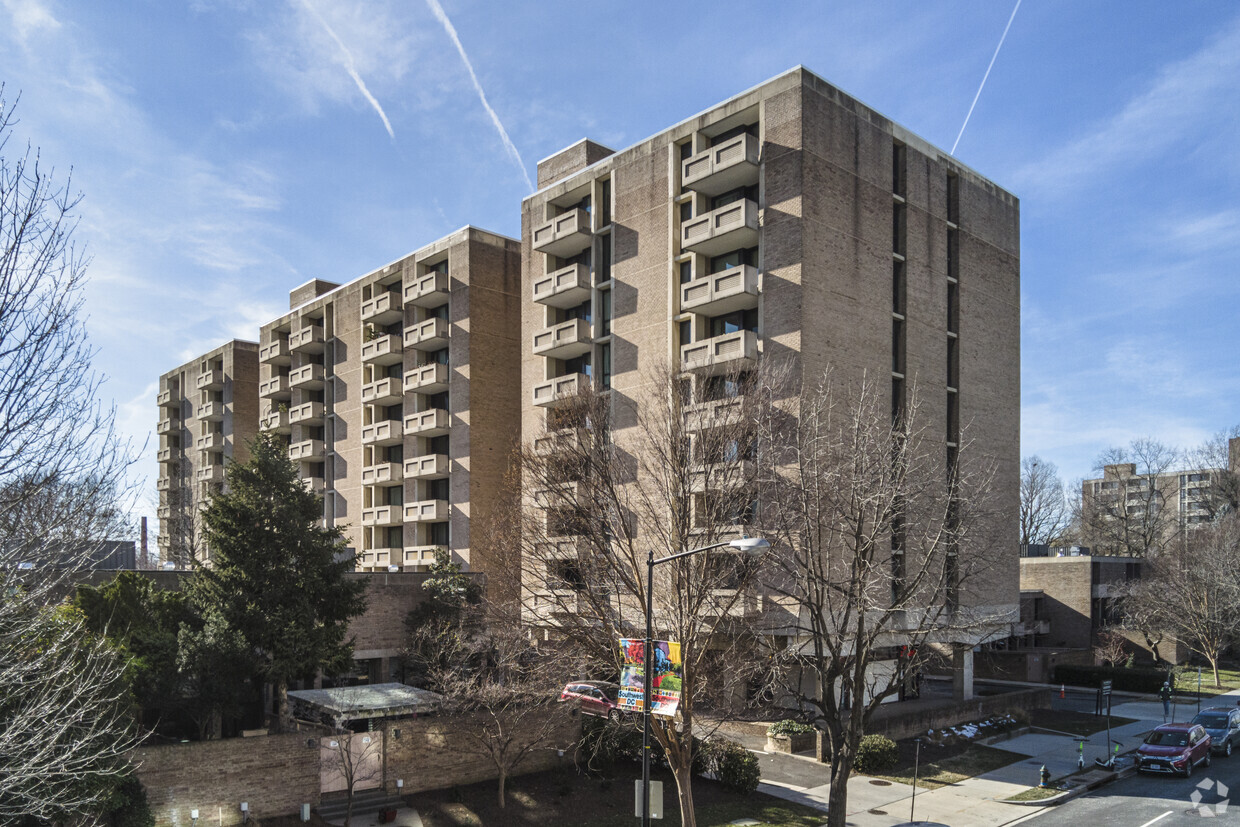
[297, 0, 395, 140]
[1, 0, 59, 45]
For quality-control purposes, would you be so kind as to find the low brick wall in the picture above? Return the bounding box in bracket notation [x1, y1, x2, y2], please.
[863, 687, 1052, 741]
[133, 732, 321, 827]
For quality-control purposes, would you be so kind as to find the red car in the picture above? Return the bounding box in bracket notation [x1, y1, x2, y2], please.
[559, 681, 624, 720]
[1137, 723, 1212, 776]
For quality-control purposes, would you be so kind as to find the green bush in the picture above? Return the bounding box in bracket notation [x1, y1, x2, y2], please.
[704, 737, 761, 794]
[1051, 664, 1167, 693]
[100, 775, 154, 827]
[853, 734, 898, 774]
[767, 719, 816, 737]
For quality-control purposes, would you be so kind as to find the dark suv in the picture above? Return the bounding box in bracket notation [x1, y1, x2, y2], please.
[1137, 723, 1212, 776]
[1191, 707, 1240, 757]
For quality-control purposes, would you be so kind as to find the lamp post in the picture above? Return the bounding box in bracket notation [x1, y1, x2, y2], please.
[640, 535, 769, 826]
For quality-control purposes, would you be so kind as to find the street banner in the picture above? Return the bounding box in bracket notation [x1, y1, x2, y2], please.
[617, 638, 683, 717]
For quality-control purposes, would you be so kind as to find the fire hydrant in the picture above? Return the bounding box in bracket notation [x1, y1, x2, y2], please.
[1039, 765, 1051, 788]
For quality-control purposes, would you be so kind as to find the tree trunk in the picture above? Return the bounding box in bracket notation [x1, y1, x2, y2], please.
[497, 767, 507, 808]
[824, 753, 854, 827]
[275, 679, 290, 733]
[1212, 657, 1222, 690]
[670, 759, 696, 827]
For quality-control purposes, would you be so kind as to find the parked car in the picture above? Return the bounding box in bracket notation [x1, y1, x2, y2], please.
[1137, 723, 1212, 776]
[1191, 707, 1240, 757]
[559, 681, 625, 720]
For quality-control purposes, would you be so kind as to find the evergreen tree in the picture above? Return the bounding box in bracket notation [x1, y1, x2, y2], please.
[188, 433, 367, 731]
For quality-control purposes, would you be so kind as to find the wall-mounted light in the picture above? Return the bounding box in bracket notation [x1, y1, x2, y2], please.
[396, 779, 403, 790]
[190, 809, 199, 826]
[240, 802, 249, 823]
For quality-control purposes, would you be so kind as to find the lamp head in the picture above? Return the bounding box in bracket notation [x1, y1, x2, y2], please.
[728, 536, 770, 555]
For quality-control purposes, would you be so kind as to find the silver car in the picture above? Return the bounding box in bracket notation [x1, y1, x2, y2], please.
[1191, 707, 1240, 757]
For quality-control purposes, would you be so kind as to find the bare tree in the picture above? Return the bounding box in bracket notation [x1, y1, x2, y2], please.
[1093, 628, 1130, 667]
[753, 369, 1005, 827]
[513, 362, 775, 827]
[1186, 426, 1240, 520]
[1123, 513, 1240, 687]
[1020, 455, 1069, 546]
[1080, 438, 1181, 557]
[0, 87, 142, 820]
[323, 730, 385, 826]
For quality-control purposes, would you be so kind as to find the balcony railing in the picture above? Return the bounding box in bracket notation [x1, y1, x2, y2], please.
[532, 263, 591, 308]
[681, 132, 760, 195]
[362, 377, 404, 407]
[289, 322, 325, 353]
[689, 461, 754, 493]
[289, 363, 325, 390]
[259, 374, 291, 399]
[289, 401, 324, 426]
[404, 545, 447, 567]
[404, 363, 449, 395]
[259, 338, 291, 365]
[404, 408, 450, 437]
[703, 589, 762, 618]
[404, 453, 449, 480]
[157, 388, 179, 409]
[532, 207, 592, 258]
[362, 420, 403, 446]
[157, 417, 178, 436]
[288, 439, 325, 462]
[362, 505, 402, 527]
[681, 198, 759, 257]
[196, 465, 225, 484]
[301, 476, 327, 495]
[361, 334, 403, 366]
[404, 317, 450, 351]
[532, 318, 592, 360]
[196, 369, 224, 391]
[156, 476, 173, 491]
[683, 397, 744, 432]
[532, 373, 588, 408]
[361, 462, 403, 486]
[196, 432, 225, 453]
[680, 330, 758, 375]
[198, 400, 225, 421]
[260, 408, 290, 433]
[533, 429, 584, 455]
[404, 272, 450, 308]
[361, 291, 402, 325]
[681, 265, 760, 315]
[404, 499, 449, 522]
[157, 447, 174, 463]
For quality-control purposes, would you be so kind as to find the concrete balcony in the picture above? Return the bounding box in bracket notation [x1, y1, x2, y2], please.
[681, 132, 760, 196]
[289, 363, 325, 391]
[157, 388, 179, 409]
[681, 330, 758, 375]
[532, 263, 591, 308]
[704, 589, 762, 618]
[532, 373, 588, 408]
[196, 369, 224, 391]
[196, 432, 225, 453]
[259, 338, 291, 365]
[361, 334, 403, 366]
[684, 397, 744, 432]
[289, 322, 325, 354]
[404, 317, 450, 351]
[260, 407, 290, 434]
[689, 461, 755, 493]
[157, 447, 174, 463]
[361, 291, 402, 326]
[532, 318, 592, 360]
[404, 545, 447, 567]
[404, 453, 449, 480]
[404, 363, 449, 395]
[157, 417, 179, 436]
[289, 401, 324, 426]
[404, 272, 450, 308]
[404, 499, 449, 523]
[362, 505, 402, 528]
[259, 374, 291, 400]
[681, 198, 759, 257]
[156, 476, 173, 492]
[362, 377, 404, 407]
[198, 399, 225, 421]
[362, 420, 404, 447]
[361, 462, 403, 487]
[289, 438, 325, 462]
[156, 505, 170, 521]
[364, 548, 399, 569]
[681, 265, 760, 316]
[404, 408, 450, 437]
[532, 207, 592, 258]
[533, 429, 584, 455]
[196, 465, 225, 484]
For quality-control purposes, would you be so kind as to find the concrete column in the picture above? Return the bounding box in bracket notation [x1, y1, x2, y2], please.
[952, 647, 974, 701]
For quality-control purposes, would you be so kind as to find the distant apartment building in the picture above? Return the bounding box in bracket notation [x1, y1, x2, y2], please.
[156, 340, 260, 564]
[519, 67, 1021, 693]
[255, 227, 521, 574]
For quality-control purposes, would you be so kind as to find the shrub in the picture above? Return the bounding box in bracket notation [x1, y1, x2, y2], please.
[853, 734, 898, 774]
[1051, 664, 1167, 693]
[100, 775, 154, 827]
[767, 719, 816, 737]
[704, 737, 761, 794]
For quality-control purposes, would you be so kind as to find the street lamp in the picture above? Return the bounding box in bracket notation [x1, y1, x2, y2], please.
[640, 535, 769, 826]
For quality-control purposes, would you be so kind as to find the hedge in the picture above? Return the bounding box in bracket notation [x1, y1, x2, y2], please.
[1051, 664, 1168, 693]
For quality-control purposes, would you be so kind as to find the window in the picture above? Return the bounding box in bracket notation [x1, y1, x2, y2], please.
[680, 202, 693, 221]
[709, 247, 757, 274]
[599, 290, 612, 336]
[596, 235, 612, 283]
[893, 202, 907, 257]
[892, 142, 907, 197]
[427, 478, 449, 502]
[564, 300, 592, 323]
[892, 260, 906, 315]
[428, 435, 449, 456]
[679, 320, 692, 348]
[679, 261, 694, 284]
[385, 486, 403, 506]
[947, 229, 959, 281]
[892, 319, 905, 374]
[563, 353, 592, 377]
[599, 343, 612, 390]
[427, 391, 449, 411]
[385, 527, 402, 548]
[428, 522, 449, 546]
[947, 338, 958, 388]
[599, 178, 611, 227]
[423, 348, 449, 366]
[947, 282, 959, 333]
[679, 141, 693, 160]
[946, 392, 958, 443]
[709, 308, 758, 337]
[711, 185, 756, 211]
[947, 173, 960, 224]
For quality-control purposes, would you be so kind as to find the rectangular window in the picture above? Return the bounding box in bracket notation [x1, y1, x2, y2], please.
[947, 229, 959, 281]
[947, 392, 959, 443]
[893, 203, 906, 257]
[709, 247, 758, 274]
[596, 234, 612, 283]
[679, 320, 692, 348]
[427, 391, 449, 411]
[599, 290, 612, 336]
[600, 178, 611, 227]
[892, 319, 905, 374]
[385, 486, 403, 506]
[565, 300, 592, 323]
[947, 337, 958, 388]
[947, 282, 959, 333]
[680, 141, 693, 160]
[427, 478, 449, 501]
[680, 202, 693, 221]
[385, 526, 402, 548]
[892, 142, 907, 197]
[428, 522, 449, 546]
[428, 303, 449, 321]
[892, 259, 906, 315]
[892, 377, 905, 424]
[947, 173, 960, 224]
[428, 435, 450, 455]
[709, 308, 758, 337]
[599, 343, 612, 390]
[679, 260, 694, 284]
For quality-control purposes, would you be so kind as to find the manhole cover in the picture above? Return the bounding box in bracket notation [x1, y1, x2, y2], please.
[869, 809, 888, 815]
[869, 779, 892, 786]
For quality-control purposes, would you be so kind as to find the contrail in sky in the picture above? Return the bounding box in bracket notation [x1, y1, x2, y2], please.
[425, 0, 534, 191]
[300, 0, 396, 140]
[952, 0, 1021, 155]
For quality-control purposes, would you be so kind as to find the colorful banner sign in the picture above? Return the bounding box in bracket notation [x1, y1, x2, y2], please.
[617, 638, 683, 717]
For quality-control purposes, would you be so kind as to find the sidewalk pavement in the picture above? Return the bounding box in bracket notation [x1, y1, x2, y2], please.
[755, 688, 1240, 827]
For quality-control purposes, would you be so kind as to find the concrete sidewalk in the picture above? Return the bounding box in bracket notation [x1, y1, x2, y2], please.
[755, 688, 1240, 827]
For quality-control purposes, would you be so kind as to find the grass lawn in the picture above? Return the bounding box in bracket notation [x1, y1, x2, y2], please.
[1004, 785, 1063, 802]
[873, 744, 1024, 791]
[406, 765, 829, 827]
[1028, 708, 1137, 737]
[1175, 667, 1240, 696]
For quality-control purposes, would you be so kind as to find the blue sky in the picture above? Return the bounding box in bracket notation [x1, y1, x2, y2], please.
[1, 0, 1237, 514]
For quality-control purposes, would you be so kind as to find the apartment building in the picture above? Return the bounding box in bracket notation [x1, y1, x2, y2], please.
[255, 227, 521, 575]
[156, 340, 260, 565]
[520, 67, 1021, 694]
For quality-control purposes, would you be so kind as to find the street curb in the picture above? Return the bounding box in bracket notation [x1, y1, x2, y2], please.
[998, 762, 1137, 807]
